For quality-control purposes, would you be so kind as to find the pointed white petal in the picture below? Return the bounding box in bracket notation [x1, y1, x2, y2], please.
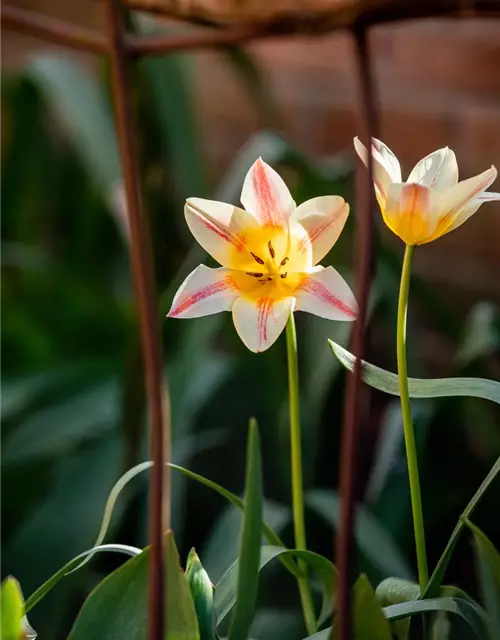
[185, 198, 260, 268]
[407, 147, 458, 190]
[241, 158, 296, 227]
[167, 265, 239, 319]
[232, 296, 293, 353]
[294, 266, 357, 321]
[291, 196, 349, 264]
[435, 166, 498, 235]
[354, 137, 402, 205]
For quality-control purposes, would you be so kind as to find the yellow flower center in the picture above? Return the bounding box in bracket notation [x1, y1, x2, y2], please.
[227, 223, 312, 301]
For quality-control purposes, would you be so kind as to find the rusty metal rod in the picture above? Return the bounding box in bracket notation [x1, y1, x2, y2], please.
[335, 25, 378, 640]
[1, 5, 108, 54]
[104, 2, 168, 640]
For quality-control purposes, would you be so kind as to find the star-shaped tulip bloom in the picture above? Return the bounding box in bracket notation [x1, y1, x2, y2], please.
[167, 158, 358, 352]
[354, 137, 500, 246]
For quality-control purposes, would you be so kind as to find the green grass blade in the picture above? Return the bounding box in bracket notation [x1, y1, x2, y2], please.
[228, 419, 263, 640]
[465, 519, 500, 636]
[25, 544, 141, 614]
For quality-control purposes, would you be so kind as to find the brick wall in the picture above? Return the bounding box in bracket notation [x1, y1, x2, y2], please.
[3, 4, 500, 297]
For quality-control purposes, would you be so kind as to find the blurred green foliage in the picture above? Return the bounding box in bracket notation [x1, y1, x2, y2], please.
[2, 23, 500, 640]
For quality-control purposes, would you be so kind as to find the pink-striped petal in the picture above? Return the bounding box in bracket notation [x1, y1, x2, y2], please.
[167, 265, 239, 319]
[241, 158, 296, 227]
[291, 196, 349, 264]
[185, 198, 260, 268]
[407, 147, 458, 190]
[354, 137, 401, 206]
[294, 266, 357, 321]
[232, 296, 293, 353]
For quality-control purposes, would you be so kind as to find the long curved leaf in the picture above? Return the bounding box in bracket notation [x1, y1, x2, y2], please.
[216, 546, 337, 630]
[303, 596, 491, 640]
[25, 544, 142, 613]
[329, 341, 500, 405]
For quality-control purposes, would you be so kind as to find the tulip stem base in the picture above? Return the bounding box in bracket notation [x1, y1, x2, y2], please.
[397, 244, 429, 592]
[285, 313, 317, 636]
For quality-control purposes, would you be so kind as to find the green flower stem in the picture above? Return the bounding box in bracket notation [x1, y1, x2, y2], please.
[397, 244, 429, 592]
[285, 313, 317, 636]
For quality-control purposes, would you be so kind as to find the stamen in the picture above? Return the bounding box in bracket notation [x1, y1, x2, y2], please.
[251, 252, 265, 265]
[266, 277, 273, 282]
[280, 272, 288, 279]
[258, 279, 266, 284]
[268, 240, 275, 259]
[280, 256, 289, 266]
[246, 272, 264, 278]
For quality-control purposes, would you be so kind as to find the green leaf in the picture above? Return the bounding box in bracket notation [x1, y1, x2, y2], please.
[424, 456, 500, 598]
[1, 577, 23, 640]
[186, 549, 215, 640]
[456, 302, 500, 367]
[68, 532, 199, 640]
[384, 597, 491, 639]
[306, 490, 412, 580]
[343, 574, 393, 640]
[228, 419, 263, 640]
[304, 595, 491, 640]
[215, 546, 337, 630]
[329, 341, 500, 405]
[465, 519, 500, 636]
[25, 544, 141, 614]
[375, 578, 420, 640]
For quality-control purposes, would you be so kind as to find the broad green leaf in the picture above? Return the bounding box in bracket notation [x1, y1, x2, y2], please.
[424, 457, 500, 598]
[27, 55, 120, 193]
[25, 544, 141, 614]
[456, 302, 500, 367]
[384, 597, 491, 639]
[465, 519, 500, 636]
[68, 532, 199, 640]
[215, 546, 337, 630]
[186, 549, 215, 640]
[306, 490, 412, 580]
[228, 419, 263, 640]
[1, 577, 23, 640]
[304, 595, 491, 640]
[329, 341, 500, 405]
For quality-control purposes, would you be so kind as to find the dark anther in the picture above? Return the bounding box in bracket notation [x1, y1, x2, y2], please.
[246, 272, 264, 278]
[280, 272, 288, 279]
[251, 252, 265, 265]
[266, 277, 273, 282]
[258, 279, 266, 284]
[280, 256, 289, 266]
[268, 240, 275, 259]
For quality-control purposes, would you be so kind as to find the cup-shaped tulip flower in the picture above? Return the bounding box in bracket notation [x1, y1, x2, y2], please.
[354, 137, 500, 245]
[167, 158, 357, 352]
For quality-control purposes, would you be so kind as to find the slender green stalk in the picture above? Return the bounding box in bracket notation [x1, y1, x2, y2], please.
[397, 244, 428, 592]
[285, 313, 317, 636]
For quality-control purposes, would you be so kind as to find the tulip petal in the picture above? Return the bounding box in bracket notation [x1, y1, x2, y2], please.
[185, 198, 260, 268]
[294, 266, 357, 321]
[241, 158, 296, 227]
[384, 182, 437, 245]
[354, 136, 401, 206]
[232, 295, 293, 353]
[431, 166, 498, 238]
[407, 147, 458, 190]
[292, 196, 349, 264]
[167, 265, 239, 319]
